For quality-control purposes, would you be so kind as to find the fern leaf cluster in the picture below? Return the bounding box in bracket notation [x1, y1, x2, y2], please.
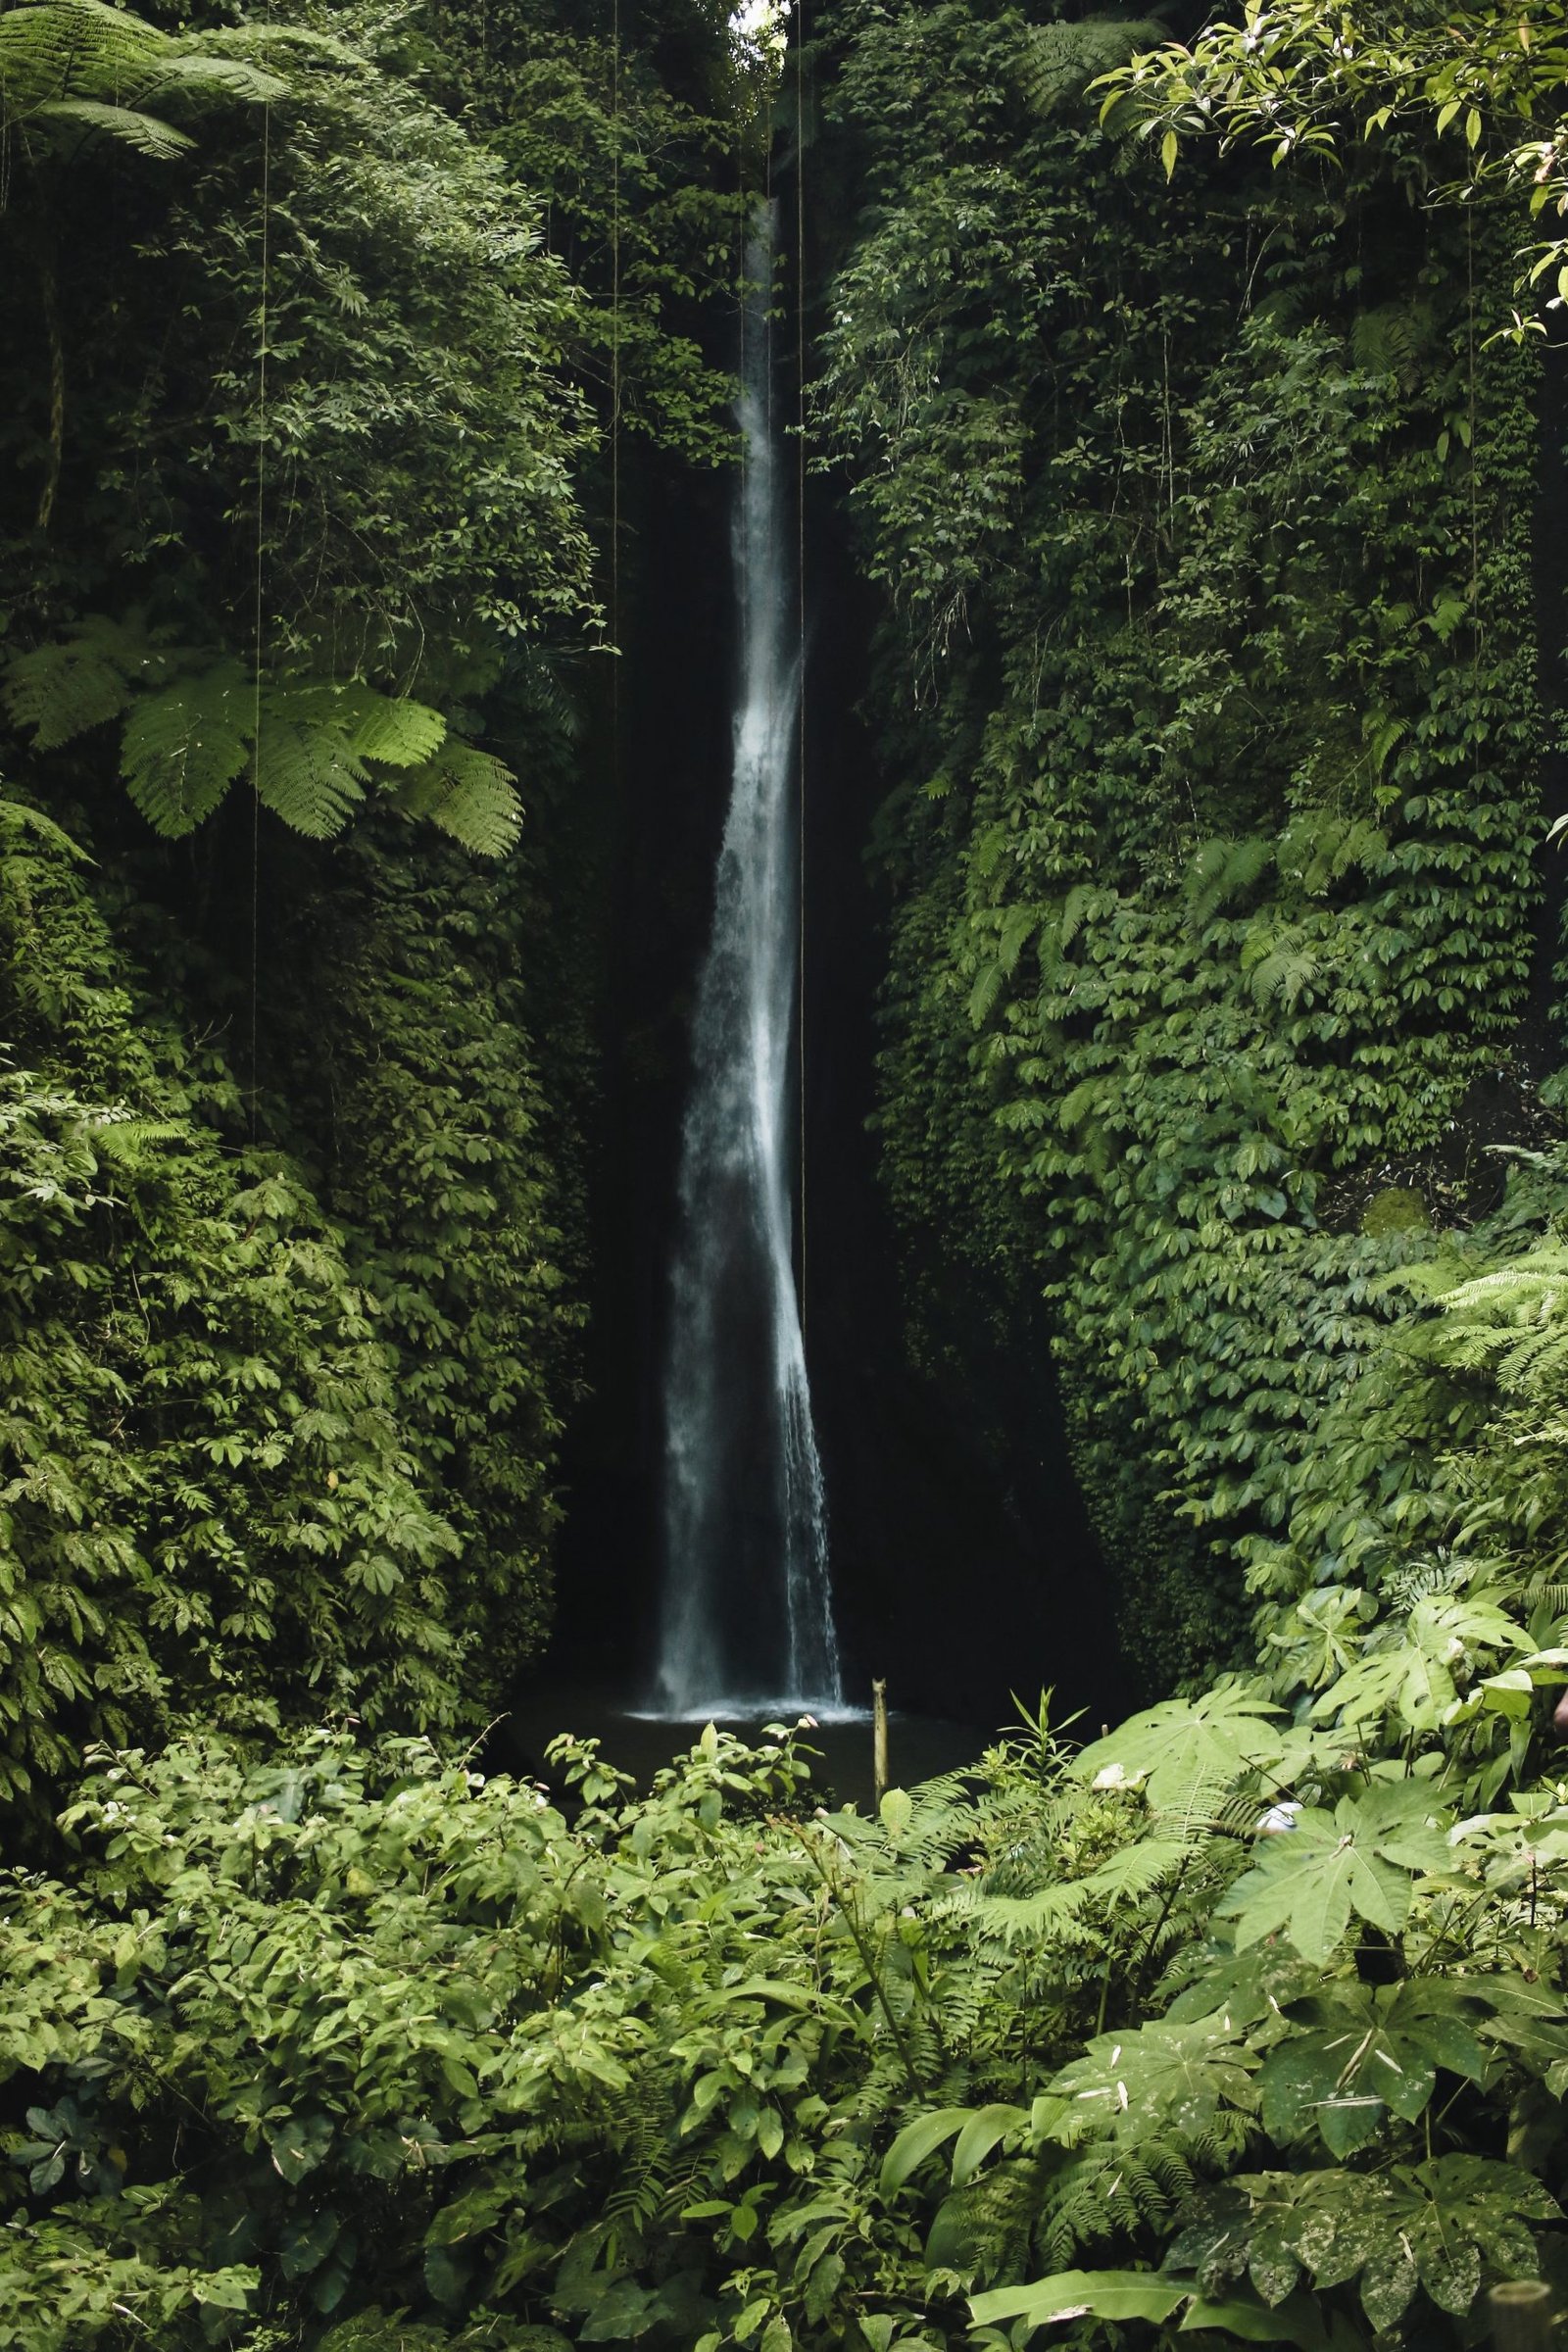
[4, 617, 523, 856]
[1015, 18, 1164, 117]
[0, 0, 282, 165]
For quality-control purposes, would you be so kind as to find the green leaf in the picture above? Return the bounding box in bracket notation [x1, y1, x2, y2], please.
[1181, 2291, 1334, 2351]
[121, 662, 252, 835]
[192, 2271, 257, 2312]
[279, 2208, 340, 2279]
[346, 689, 448, 769]
[879, 1787, 913, 1840]
[397, 741, 522, 857]
[269, 2111, 334, 2183]
[1076, 1682, 1284, 1812]
[3, 612, 152, 749]
[253, 687, 368, 838]
[971, 2270, 1187, 2328]
[1050, 2015, 1257, 2140]
[424, 2242, 471, 2308]
[951, 2103, 1028, 2185]
[1218, 1788, 1447, 1963]
[880, 2107, 972, 2196]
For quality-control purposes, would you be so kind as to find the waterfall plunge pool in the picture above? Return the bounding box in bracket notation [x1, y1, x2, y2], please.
[495, 1681, 993, 1813]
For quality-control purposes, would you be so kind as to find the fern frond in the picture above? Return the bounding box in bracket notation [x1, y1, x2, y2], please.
[120, 661, 251, 835]
[0, 0, 166, 117]
[397, 742, 522, 858]
[142, 54, 284, 105]
[1382, 1553, 1466, 1618]
[3, 613, 160, 752]
[1058, 883, 1107, 953]
[89, 1116, 185, 1166]
[0, 797, 90, 862]
[0, 0, 284, 155]
[1350, 299, 1438, 393]
[34, 95, 192, 156]
[343, 688, 447, 770]
[253, 684, 369, 837]
[969, 959, 1007, 1028]
[1186, 835, 1271, 928]
[1016, 18, 1164, 115]
[1245, 931, 1320, 1010]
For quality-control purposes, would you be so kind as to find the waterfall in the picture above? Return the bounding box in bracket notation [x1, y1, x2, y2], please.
[652, 200, 843, 1719]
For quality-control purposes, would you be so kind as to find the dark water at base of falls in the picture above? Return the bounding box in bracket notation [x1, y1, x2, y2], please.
[493, 1680, 994, 1813]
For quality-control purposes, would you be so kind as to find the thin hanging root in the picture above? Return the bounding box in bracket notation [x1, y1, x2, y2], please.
[36, 252, 64, 533]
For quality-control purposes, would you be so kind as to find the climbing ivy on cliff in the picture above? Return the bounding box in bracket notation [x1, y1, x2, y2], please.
[814, 0, 1550, 1686]
[0, 796, 477, 1809]
[0, 0, 761, 1821]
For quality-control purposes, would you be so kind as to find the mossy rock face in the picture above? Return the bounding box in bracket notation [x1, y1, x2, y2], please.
[1361, 1187, 1431, 1240]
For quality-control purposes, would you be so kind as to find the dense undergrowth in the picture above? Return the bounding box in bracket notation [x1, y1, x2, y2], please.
[0, 0, 746, 1800]
[813, 0, 1555, 1687]
[7, 0, 1568, 2346]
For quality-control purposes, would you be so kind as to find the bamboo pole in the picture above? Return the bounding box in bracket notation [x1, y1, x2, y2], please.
[872, 1679, 889, 1809]
[1489, 2281, 1553, 2352]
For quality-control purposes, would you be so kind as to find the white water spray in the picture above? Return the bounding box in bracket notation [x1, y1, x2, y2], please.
[652, 201, 843, 1719]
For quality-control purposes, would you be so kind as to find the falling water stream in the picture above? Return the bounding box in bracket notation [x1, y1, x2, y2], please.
[650, 202, 845, 1719]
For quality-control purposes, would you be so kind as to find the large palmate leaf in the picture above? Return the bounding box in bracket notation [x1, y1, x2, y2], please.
[1074, 1681, 1286, 1812]
[1257, 1978, 1489, 2157]
[1168, 2159, 1558, 2334]
[1046, 2013, 1259, 2142]
[1216, 1780, 1449, 1963]
[1315, 1594, 1531, 1737]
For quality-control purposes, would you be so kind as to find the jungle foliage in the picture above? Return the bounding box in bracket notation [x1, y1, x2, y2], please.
[811, 0, 1559, 1686]
[3, 1574, 1568, 2352]
[0, 0, 761, 1802]
[9, 0, 1568, 2348]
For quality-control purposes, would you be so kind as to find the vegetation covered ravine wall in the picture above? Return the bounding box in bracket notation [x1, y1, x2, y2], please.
[0, 0, 755, 1805]
[9, 3, 1568, 2351]
[812, 0, 1557, 1692]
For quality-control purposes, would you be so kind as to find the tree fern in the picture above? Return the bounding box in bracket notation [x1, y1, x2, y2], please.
[0, 0, 282, 169]
[6, 618, 518, 854]
[30, 95, 192, 158]
[120, 661, 251, 835]
[253, 684, 370, 838]
[2, 613, 157, 750]
[397, 742, 523, 858]
[342, 687, 446, 771]
[0, 0, 170, 123]
[1016, 18, 1165, 117]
